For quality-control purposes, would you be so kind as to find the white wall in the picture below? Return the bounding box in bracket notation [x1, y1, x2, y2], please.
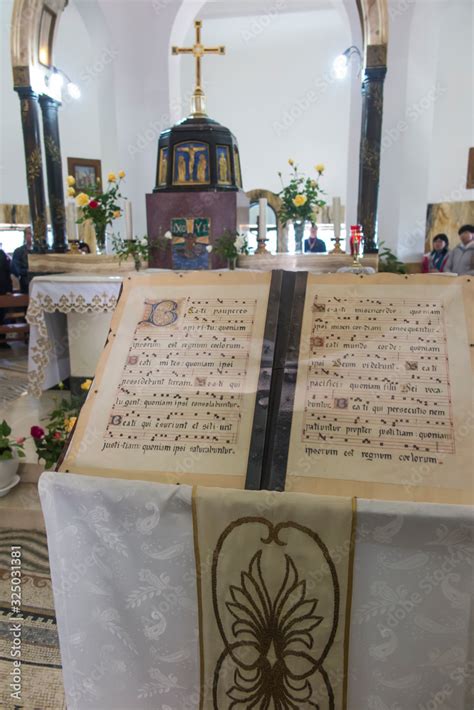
[178, 4, 354, 203]
[0, 0, 28, 203]
[379, 0, 473, 261]
[428, 0, 473, 204]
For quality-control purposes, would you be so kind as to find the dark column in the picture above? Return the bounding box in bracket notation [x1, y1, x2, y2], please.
[39, 95, 68, 252]
[14, 87, 48, 253]
[357, 45, 387, 254]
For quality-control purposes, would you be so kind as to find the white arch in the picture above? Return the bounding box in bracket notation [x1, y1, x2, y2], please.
[11, 0, 67, 96]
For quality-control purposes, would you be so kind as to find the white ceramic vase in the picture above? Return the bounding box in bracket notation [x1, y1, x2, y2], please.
[0, 455, 19, 490]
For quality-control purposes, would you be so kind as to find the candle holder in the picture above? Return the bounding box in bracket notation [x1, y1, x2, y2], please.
[330, 234, 345, 254]
[349, 225, 363, 265]
[255, 216, 270, 255]
[255, 235, 270, 255]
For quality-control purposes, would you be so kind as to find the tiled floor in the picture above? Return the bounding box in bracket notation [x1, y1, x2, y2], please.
[0, 342, 60, 527]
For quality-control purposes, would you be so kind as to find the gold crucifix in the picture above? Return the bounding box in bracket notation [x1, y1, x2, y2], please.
[172, 20, 225, 117]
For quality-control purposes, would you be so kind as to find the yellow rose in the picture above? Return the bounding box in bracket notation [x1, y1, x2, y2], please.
[113, 210, 121, 219]
[108, 172, 116, 182]
[315, 163, 325, 173]
[292, 194, 307, 207]
[76, 192, 89, 207]
[67, 175, 75, 186]
[80, 378, 93, 391]
[288, 159, 294, 166]
[64, 417, 77, 433]
[118, 170, 126, 178]
[67, 187, 76, 197]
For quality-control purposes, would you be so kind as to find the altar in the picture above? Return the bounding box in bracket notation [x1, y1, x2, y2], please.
[27, 274, 122, 396]
[238, 252, 379, 271]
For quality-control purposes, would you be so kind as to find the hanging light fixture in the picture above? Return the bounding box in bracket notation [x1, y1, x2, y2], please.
[45, 67, 80, 100]
[333, 46, 362, 79]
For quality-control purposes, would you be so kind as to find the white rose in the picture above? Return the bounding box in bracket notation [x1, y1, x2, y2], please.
[164, 231, 172, 240]
[206, 244, 213, 253]
[140, 238, 147, 246]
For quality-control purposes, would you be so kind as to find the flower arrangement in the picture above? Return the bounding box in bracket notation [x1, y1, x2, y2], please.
[212, 231, 249, 265]
[30, 379, 91, 469]
[112, 234, 150, 271]
[68, 171, 126, 250]
[0, 421, 25, 461]
[277, 160, 326, 224]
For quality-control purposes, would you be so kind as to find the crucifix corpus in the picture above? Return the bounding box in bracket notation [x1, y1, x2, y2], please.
[172, 20, 225, 117]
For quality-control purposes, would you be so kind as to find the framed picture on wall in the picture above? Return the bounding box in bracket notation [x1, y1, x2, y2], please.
[467, 148, 474, 190]
[67, 157, 102, 189]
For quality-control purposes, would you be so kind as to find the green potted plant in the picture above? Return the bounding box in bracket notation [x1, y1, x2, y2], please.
[212, 230, 249, 269]
[378, 241, 407, 274]
[112, 234, 150, 271]
[278, 160, 326, 254]
[0, 420, 25, 492]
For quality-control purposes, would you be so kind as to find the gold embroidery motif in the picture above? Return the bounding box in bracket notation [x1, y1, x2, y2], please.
[211, 517, 340, 709]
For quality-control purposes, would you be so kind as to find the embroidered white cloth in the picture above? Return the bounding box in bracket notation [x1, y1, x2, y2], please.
[348, 499, 474, 710]
[27, 275, 121, 396]
[39, 473, 474, 710]
[39, 471, 199, 709]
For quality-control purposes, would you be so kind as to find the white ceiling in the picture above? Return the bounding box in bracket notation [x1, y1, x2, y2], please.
[200, 0, 338, 20]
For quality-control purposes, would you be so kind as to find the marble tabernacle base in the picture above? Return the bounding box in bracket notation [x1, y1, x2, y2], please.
[146, 189, 249, 269]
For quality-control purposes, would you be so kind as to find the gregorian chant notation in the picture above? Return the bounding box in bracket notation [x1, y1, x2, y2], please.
[302, 295, 455, 461]
[102, 296, 257, 455]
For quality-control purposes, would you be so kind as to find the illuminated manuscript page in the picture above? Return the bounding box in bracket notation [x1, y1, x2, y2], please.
[286, 275, 473, 503]
[61, 271, 271, 487]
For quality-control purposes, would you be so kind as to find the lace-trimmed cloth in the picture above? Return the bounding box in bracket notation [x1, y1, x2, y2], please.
[27, 278, 121, 396]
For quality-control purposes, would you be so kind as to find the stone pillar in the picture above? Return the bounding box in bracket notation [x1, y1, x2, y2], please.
[14, 87, 48, 252]
[357, 45, 387, 254]
[39, 95, 68, 252]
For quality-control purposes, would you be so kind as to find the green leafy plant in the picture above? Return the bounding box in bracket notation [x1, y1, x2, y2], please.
[378, 241, 407, 274]
[112, 234, 150, 271]
[0, 421, 25, 461]
[30, 381, 91, 469]
[212, 231, 249, 260]
[277, 160, 326, 224]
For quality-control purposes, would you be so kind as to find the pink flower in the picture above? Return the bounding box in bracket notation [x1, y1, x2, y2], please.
[52, 432, 62, 440]
[89, 200, 99, 209]
[30, 426, 45, 439]
[15, 437, 25, 445]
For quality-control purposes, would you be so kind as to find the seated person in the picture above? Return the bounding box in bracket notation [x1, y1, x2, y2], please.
[11, 226, 32, 294]
[304, 224, 326, 253]
[0, 246, 13, 348]
[445, 225, 474, 275]
[421, 233, 449, 272]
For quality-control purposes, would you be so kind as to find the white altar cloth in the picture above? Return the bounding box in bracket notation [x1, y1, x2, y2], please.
[39, 472, 473, 710]
[27, 275, 122, 396]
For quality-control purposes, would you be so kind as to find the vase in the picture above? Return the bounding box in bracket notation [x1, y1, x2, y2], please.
[227, 257, 237, 270]
[293, 221, 306, 254]
[0, 454, 19, 491]
[94, 225, 106, 255]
